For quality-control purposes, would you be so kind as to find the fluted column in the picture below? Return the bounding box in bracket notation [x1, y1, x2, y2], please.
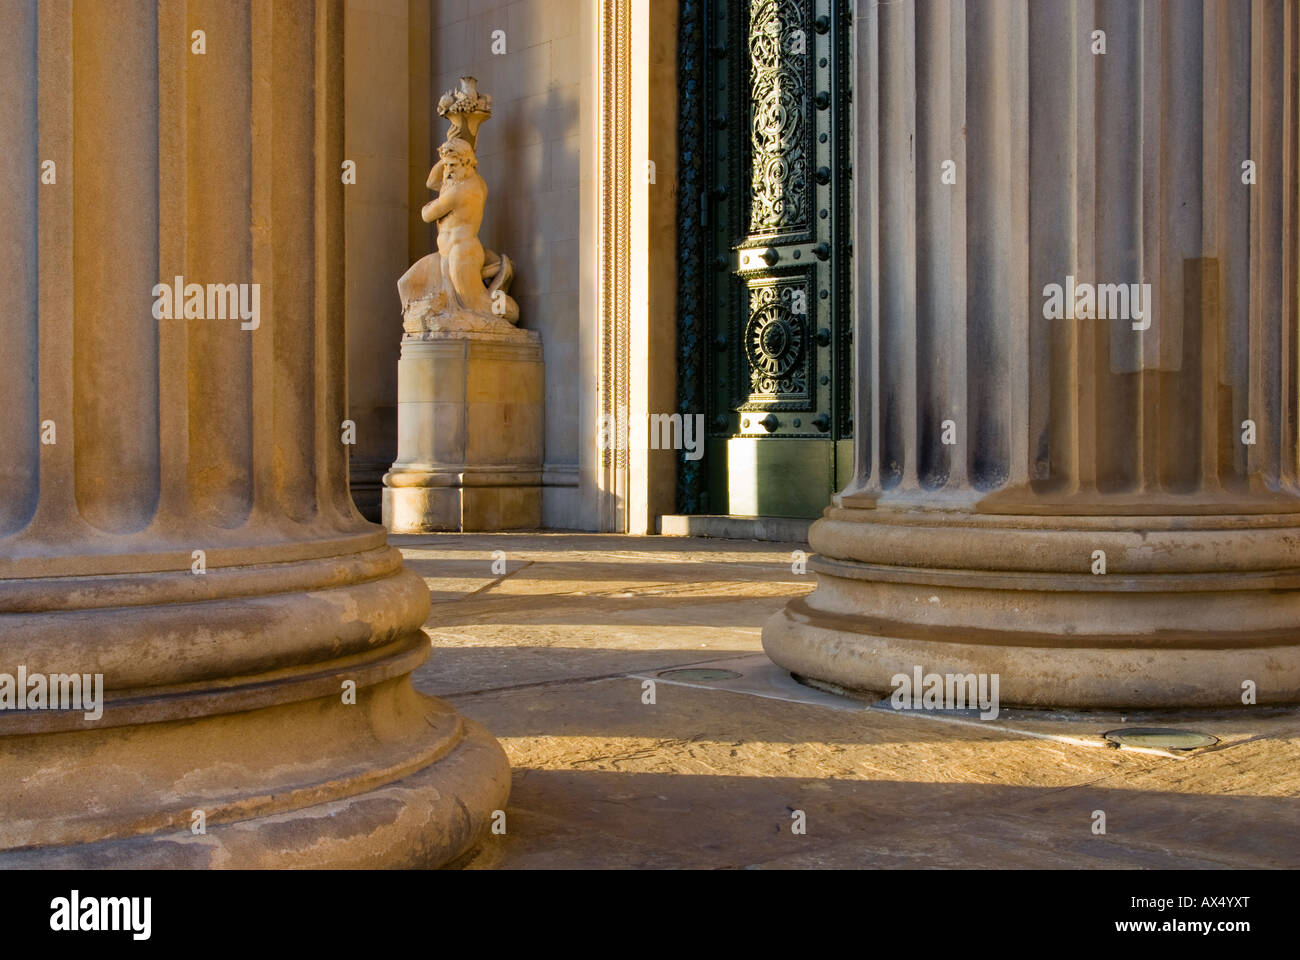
[0, 0, 508, 866]
[764, 0, 1300, 707]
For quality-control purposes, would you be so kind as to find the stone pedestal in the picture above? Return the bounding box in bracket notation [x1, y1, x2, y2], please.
[0, 1, 509, 867]
[764, 0, 1300, 708]
[384, 333, 544, 532]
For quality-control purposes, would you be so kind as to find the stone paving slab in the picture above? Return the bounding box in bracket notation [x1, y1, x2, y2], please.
[399, 533, 811, 698]
[400, 533, 1300, 869]
[634, 652, 1300, 761]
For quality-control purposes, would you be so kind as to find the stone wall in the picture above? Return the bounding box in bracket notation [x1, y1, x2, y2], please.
[344, 0, 412, 520]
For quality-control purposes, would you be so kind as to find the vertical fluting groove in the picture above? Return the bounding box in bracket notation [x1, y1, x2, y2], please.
[156, 0, 192, 528]
[946, 0, 969, 490]
[72, 0, 161, 533]
[1090, 0, 1142, 494]
[1004, 0, 1030, 488]
[1287, 0, 1300, 487]
[1196, 4, 1225, 494]
[1196, 0, 1225, 492]
[1248, 0, 1266, 485]
[1190, 1, 1222, 494]
[1029, 0, 1079, 495]
[1216, 0, 1252, 486]
[1250, 0, 1285, 488]
[964, 0, 1011, 490]
[186, 0, 254, 528]
[1196, 253, 1224, 492]
[900, 1, 919, 490]
[0, 1, 40, 536]
[1074, 0, 1100, 492]
[1269, 0, 1292, 492]
[1280, 0, 1299, 488]
[876, 0, 909, 489]
[271, 0, 319, 523]
[1159, 4, 1206, 493]
[250, 0, 276, 519]
[852, 0, 879, 494]
[1135, 0, 1159, 494]
[914, 0, 942, 489]
[915, 0, 951, 490]
[1092, 0, 1144, 489]
[1203, 2, 1220, 255]
[32, 0, 77, 533]
[1273, 0, 1296, 491]
[316, 0, 353, 521]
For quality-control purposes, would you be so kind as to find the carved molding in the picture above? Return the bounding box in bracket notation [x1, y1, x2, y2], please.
[674, 0, 706, 512]
[596, 0, 632, 531]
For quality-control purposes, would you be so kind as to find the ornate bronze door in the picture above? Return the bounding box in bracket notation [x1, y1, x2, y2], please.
[678, 0, 853, 519]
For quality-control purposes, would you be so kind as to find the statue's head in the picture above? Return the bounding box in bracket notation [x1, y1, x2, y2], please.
[439, 138, 478, 181]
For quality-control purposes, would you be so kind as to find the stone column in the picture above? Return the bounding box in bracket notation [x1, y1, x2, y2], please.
[764, 0, 1300, 708]
[0, 0, 508, 867]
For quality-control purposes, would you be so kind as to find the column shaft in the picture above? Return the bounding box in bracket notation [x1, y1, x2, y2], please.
[0, 0, 509, 867]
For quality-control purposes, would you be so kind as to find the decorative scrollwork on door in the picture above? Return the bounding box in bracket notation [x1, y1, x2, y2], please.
[745, 283, 808, 398]
[748, 0, 810, 233]
[679, 0, 851, 514]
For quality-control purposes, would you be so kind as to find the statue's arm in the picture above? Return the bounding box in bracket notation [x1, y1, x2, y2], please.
[422, 189, 456, 224]
[426, 159, 446, 192]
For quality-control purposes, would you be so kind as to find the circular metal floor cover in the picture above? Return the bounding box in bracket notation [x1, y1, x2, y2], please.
[1103, 727, 1219, 750]
[657, 668, 742, 682]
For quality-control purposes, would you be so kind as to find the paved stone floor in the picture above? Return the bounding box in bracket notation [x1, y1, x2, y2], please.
[400, 534, 1300, 869]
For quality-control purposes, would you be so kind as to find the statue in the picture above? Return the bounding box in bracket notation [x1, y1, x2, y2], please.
[384, 77, 543, 534]
[399, 77, 521, 338]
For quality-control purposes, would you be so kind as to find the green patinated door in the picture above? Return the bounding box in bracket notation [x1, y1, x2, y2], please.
[688, 0, 853, 519]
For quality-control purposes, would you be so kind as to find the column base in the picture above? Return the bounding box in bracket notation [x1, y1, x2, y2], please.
[763, 506, 1300, 709]
[0, 692, 509, 869]
[383, 471, 542, 532]
[0, 549, 511, 868]
[348, 457, 391, 523]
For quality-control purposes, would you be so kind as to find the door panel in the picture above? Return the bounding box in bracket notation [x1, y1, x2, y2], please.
[700, 0, 852, 519]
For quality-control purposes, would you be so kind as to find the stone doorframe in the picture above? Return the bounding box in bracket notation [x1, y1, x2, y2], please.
[578, 0, 680, 533]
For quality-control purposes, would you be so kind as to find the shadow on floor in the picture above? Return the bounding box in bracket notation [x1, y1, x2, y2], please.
[469, 768, 1300, 870]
